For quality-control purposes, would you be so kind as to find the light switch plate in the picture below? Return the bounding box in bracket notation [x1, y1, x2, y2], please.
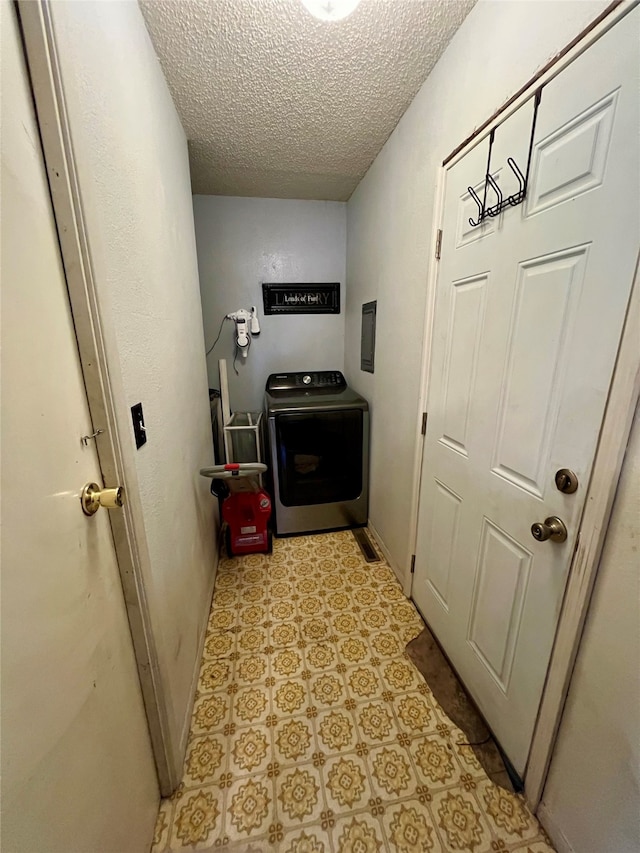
[131, 402, 147, 449]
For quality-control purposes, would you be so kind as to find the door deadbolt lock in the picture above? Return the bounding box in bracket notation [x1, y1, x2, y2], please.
[531, 516, 568, 543]
[555, 468, 578, 494]
[81, 482, 125, 516]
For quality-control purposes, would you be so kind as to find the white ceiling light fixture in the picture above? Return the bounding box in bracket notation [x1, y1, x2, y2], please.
[300, 0, 362, 22]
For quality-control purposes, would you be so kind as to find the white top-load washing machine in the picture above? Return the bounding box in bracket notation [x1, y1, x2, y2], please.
[265, 371, 369, 536]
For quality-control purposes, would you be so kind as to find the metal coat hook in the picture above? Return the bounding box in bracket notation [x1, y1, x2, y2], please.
[468, 89, 541, 228]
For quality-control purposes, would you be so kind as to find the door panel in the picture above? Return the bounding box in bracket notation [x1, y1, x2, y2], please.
[0, 3, 158, 850]
[468, 520, 532, 692]
[441, 274, 488, 456]
[425, 480, 462, 610]
[491, 246, 588, 496]
[527, 90, 617, 216]
[413, 9, 639, 774]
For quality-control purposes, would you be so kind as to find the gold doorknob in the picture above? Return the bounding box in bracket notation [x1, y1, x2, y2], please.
[531, 516, 567, 543]
[81, 482, 125, 516]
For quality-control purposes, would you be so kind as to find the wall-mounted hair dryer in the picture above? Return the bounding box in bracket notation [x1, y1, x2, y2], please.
[226, 306, 260, 358]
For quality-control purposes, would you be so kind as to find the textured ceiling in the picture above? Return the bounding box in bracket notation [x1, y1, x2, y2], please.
[139, 0, 476, 200]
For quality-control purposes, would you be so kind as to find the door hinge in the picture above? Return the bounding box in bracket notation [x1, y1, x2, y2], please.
[421, 412, 428, 435]
[410, 555, 416, 574]
[435, 229, 443, 260]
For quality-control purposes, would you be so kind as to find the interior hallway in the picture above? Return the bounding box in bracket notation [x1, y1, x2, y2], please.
[151, 531, 554, 852]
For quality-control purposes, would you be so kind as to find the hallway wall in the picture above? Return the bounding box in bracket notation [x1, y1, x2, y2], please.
[47, 0, 217, 784]
[345, 0, 611, 582]
[194, 195, 347, 414]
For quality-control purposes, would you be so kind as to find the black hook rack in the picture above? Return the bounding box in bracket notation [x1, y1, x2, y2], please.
[468, 89, 541, 228]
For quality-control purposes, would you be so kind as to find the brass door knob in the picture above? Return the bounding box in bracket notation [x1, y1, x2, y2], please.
[81, 482, 125, 516]
[531, 516, 567, 543]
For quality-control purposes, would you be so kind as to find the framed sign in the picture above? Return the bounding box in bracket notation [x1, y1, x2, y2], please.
[262, 283, 340, 315]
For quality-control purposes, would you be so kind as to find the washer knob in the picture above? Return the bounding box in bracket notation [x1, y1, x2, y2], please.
[302, 374, 312, 385]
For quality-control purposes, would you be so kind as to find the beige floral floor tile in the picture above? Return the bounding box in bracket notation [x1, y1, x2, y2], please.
[309, 672, 346, 709]
[410, 733, 463, 789]
[314, 707, 359, 757]
[152, 797, 173, 851]
[235, 653, 270, 687]
[381, 801, 445, 853]
[229, 725, 272, 776]
[238, 626, 269, 655]
[273, 647, 306, 679]
[232, 684, 273, 727]
[360, 607, 391, 632]
[271, 621, 303, 649]
[191, 692, 233, 736]
[274, 678, 310, 716]
[169, 784, 225, 850]
[392, 690, 437, 736]
[476, 777, 543, 844]
[368, 743, 418, 801]
[368, 629, 404, 660]
[151, 531, 555, 853]
[324, 752, 373, 813]
[381, 657, 424, 694]
[353, 699, 399, 746]
[276, 763, 325, 828]
[304, 642, 337, 674]
[225, 774, 274, 843]
[344, 664, 381, 700]
[203, 629, 236, 661]
[280, 826, 328, 853]
[511, 841, 556, 853]
[436, 785, 524, 853]
[183, 732, 227, 787]
[273, 714, 315, 766]
[330, 812, 385, 853]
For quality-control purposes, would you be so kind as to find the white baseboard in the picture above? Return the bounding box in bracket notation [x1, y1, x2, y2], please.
[176, 549, 219, 776]
[537, 802, 575, 853]
[366, 522, 407, 592]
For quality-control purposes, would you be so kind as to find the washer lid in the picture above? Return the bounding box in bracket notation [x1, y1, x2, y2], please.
[265, 383, 369, 415]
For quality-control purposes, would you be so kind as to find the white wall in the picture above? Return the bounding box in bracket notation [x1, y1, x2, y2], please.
[539, 408, 640, 853]
[193, 196, 347, 414]
[49, 0, 217, 782]
[345, 0, 611, 579]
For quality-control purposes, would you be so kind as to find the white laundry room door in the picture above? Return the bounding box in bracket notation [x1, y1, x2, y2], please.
[1, 2, 158, 850]
[413, 9, 639, 775]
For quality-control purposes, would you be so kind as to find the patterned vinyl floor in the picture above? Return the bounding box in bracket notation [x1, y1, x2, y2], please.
[151, 531, 555, 853]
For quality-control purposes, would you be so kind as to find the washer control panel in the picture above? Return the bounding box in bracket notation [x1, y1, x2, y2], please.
[266, 371, 346, 392]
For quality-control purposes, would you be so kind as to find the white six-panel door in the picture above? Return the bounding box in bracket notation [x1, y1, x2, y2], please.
[413, 9, 639, 775]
